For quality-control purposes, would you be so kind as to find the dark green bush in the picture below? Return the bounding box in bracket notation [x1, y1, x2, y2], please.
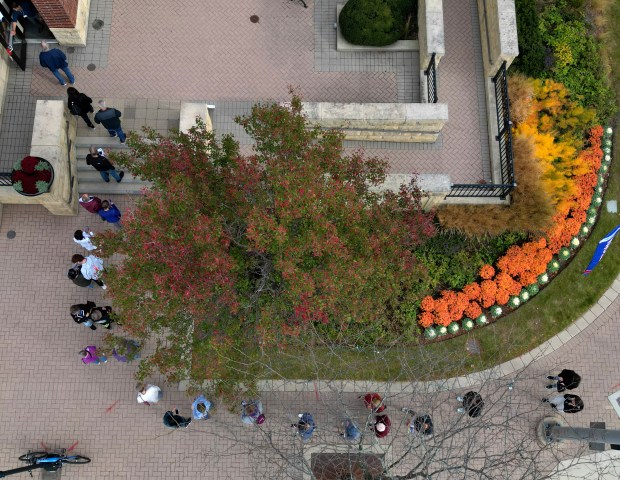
[511, 0, 546, 77]
[339, 0, 406, 47]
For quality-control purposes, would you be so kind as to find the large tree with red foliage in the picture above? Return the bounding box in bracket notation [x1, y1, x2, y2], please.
[101, 95, 435, 383]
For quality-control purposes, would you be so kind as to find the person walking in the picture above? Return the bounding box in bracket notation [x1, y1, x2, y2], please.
[546, 369, 581, 392]
[163, 409, 191, 429]
[456, 391, 484, 417]
[72, 253, 106, 289]
[292, 413, 316, 441]
[79, 194, 102, 214]
[94, 101, 126, 143]
[340, 418, 361, 442]
[67, 87, 95, 129]
[372, 414, 391, 438]
[70, 302, 97, 330]
[543, 394, 584, 413]
[86, 147, 124, 183]
[402, 408, 433, 436]
[360, 392, 386, 413]
[39, 41, 74, 86]
[241, 400, 265, 425]
[137, 384, 163, 405]
[192, 395, 212, 420]
[90, 306, 113, 329]
[79, 345, 107, 365]
[67, 267, 94, 288]
[98, 200, 122, 227]
[73, 228, 96, 251]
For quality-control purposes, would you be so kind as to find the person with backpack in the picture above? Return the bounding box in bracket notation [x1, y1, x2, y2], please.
[401, 408, 434, 437]
[79, 345, 107, 365]
[241, 400, 265, 425]
[70, 302, 97, 330]
[68, 266, 94, 288]
[72, 253, 106, 289]
[67, 87, 95, 128]
[163, 409, 191, 429]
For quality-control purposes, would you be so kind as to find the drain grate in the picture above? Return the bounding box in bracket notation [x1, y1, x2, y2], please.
[7, 230, 15, 239]
[87, 64, 96, 71]
[92, 19, 104, 30]
[250, 15, 259, 23]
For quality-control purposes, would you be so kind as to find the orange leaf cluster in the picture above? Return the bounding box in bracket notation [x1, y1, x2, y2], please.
[479, 264, 495, 280]
[496, 239, 552, 286]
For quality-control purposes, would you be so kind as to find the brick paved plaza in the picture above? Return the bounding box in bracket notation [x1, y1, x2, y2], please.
[0, 0, 619, 478]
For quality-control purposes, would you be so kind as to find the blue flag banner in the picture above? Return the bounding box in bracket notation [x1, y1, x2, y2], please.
[583, 224, 620, 275]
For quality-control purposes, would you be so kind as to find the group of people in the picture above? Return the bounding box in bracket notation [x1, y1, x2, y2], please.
[135, 384, 212, 429]
[542, 369, 584, 413]
[76, 196, 122, 228]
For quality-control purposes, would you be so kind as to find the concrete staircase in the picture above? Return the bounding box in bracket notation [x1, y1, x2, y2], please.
[75, 136, 151, 195]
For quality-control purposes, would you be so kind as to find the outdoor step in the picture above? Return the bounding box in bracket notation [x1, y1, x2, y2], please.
[74, 136, 132, 149]
[77, 181, 149, 196]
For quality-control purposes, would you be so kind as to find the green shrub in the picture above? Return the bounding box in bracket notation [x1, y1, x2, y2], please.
[339, 0, 406, 47]
[512, 0, 546, 77]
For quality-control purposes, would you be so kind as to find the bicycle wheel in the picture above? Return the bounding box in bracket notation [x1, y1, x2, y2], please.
[18, 451, 49, 463]
[64, 455, 91, 464]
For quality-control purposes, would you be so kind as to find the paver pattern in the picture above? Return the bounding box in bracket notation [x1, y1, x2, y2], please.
[0, 0, 618, 478]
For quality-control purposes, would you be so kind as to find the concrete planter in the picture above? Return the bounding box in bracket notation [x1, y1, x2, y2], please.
[11, 157, 54, 196]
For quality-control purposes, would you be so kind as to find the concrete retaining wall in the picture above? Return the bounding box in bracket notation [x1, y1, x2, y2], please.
[0, 100, 78, 215]
[477, 0, 518, 77]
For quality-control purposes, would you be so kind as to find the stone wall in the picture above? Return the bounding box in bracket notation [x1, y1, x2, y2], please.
[0, 50, 10, 119]
[302, 102, 448, 143]
[0, 100, 78, 215]
[418, 0, 445, 71]
[179, 102, 213, 133]
[477, 0, 518, 77]
[36, 0, 91, 46]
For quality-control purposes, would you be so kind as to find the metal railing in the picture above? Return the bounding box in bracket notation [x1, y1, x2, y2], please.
[0, 172, 12, 186]
[446, 62, 515, 199]
[424, 53, 438, 104]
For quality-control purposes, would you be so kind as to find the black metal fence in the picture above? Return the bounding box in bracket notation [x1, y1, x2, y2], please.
[0, 172, 12, 186]
[446, 62, 515, 199]
[424, 53, 438, 104]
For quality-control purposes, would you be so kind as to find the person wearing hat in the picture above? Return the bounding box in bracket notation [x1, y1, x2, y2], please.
[373, 414, 391, 438]
[292, 412, 316, 441]
[241, 400, 265, 425]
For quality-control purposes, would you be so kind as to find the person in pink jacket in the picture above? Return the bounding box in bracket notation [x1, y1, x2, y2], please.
[79, 346, 107, 365]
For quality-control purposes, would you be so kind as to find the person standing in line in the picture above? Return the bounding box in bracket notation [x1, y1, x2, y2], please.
[73, 228, 96, 251]
[94, 101, 126, 143]
[546, 369, 581, 392]
[402, 408, 433, 436]
[79, 194, 102, 214]
[372, 414, 391, 438]
[360, 392, 386, 413]
[137, 384, 163, 405]
[90, 307, 113, 329]
[456, 391, 485, 417]
[241, 400, 265, 425]
[72, 253, 106, 289]
[340, 418, 361, 441]
[68, 267, 94, 288]
[39, 41, 74, 86]
[192, 395, 212, 420]
[292, 412, 316, 441]
[543, 394, 584, 413]
[98, 200, 122, 228]
[163, 409, 191, 429]
[67, 87, 95, 128]
[70, 302, 97, 330]
[86, 147, 124, 183]
[79, 346, 107, 364]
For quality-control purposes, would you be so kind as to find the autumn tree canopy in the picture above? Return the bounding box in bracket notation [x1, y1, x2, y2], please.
[102, 96, 436, 382]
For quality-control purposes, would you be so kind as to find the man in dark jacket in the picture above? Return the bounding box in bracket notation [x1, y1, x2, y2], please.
[86, 146, 124, 183]
[547, 369, 581, 392]
[94, 101, 126, 143]
[39, 41, 74, 86]
[544, 394, 584, 413]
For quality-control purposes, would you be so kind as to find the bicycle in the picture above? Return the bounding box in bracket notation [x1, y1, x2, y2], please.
[0, 448, 90, 478]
